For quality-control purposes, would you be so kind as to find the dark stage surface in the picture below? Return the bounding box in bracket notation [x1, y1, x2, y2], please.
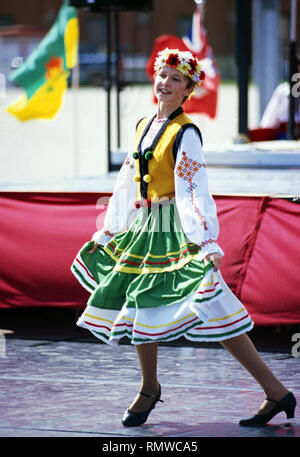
[0, 308, 299, 439]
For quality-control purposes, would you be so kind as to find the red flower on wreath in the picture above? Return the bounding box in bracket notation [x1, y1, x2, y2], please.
[188, 58, 197, 75]
[166, 53, 180, 67]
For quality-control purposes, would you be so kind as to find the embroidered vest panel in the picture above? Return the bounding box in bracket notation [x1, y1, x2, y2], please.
[133, 111, 201, 200]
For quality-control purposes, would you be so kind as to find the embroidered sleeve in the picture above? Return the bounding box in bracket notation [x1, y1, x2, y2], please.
[92, 154, 138, 245]
[174, 127, 224, 259]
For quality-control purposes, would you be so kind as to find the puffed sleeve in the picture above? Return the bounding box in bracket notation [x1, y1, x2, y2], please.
[92, 154, 138, 245]
[174, 127, 224, 259]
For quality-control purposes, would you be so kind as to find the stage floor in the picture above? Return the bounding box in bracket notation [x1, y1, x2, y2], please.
[0, 314, 299, 439]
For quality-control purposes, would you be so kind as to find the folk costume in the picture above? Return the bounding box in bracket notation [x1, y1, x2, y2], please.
[71, 49, 254, 346]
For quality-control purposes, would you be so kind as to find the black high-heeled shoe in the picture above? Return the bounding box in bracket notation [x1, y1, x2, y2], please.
[239, 391, 296, 426]
[122, 384, 164, 427]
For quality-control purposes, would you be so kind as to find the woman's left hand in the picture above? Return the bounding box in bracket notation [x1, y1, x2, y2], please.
[89, 241, 99, 254]
[204, 252, 222, 271]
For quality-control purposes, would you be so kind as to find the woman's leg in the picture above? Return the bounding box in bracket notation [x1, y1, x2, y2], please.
[221, 333, 289, 413]
[128, 342, 160, 413]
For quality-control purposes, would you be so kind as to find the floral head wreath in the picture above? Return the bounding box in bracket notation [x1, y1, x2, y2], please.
[154, 48, 205, 86]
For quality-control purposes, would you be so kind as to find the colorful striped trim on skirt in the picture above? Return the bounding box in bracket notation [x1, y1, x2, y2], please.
[71, 251, 97, 293]
[76, 271, 254, 345]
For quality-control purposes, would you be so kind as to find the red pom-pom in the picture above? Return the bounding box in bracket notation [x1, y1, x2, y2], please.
[200, 70, 206, 80]
[142, 199, 151, 208]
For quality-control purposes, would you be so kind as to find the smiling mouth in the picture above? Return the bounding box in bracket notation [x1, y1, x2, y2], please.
[159, 88, 171, 94]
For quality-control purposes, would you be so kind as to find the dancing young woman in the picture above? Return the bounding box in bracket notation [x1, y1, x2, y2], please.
[71, 48, 296, 427]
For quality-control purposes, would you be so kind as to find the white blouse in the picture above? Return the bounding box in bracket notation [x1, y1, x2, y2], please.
[92, 122, 224, 260]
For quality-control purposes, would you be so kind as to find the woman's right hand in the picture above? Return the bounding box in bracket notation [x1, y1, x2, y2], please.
[89, 242, 99, 254]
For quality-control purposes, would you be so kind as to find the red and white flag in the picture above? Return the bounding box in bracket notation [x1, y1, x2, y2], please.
[146, 6, 220, 118]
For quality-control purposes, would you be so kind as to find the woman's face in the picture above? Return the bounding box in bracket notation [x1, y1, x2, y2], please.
[154, 66, 193, 106]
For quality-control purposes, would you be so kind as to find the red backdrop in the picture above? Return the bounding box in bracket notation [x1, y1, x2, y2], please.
[0, 192, 300, 326]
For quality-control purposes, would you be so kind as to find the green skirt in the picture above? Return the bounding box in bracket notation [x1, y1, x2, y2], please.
[71, 204, 253, 345]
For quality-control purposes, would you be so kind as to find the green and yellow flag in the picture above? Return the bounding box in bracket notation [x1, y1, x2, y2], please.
[6, 1, 79, 121]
